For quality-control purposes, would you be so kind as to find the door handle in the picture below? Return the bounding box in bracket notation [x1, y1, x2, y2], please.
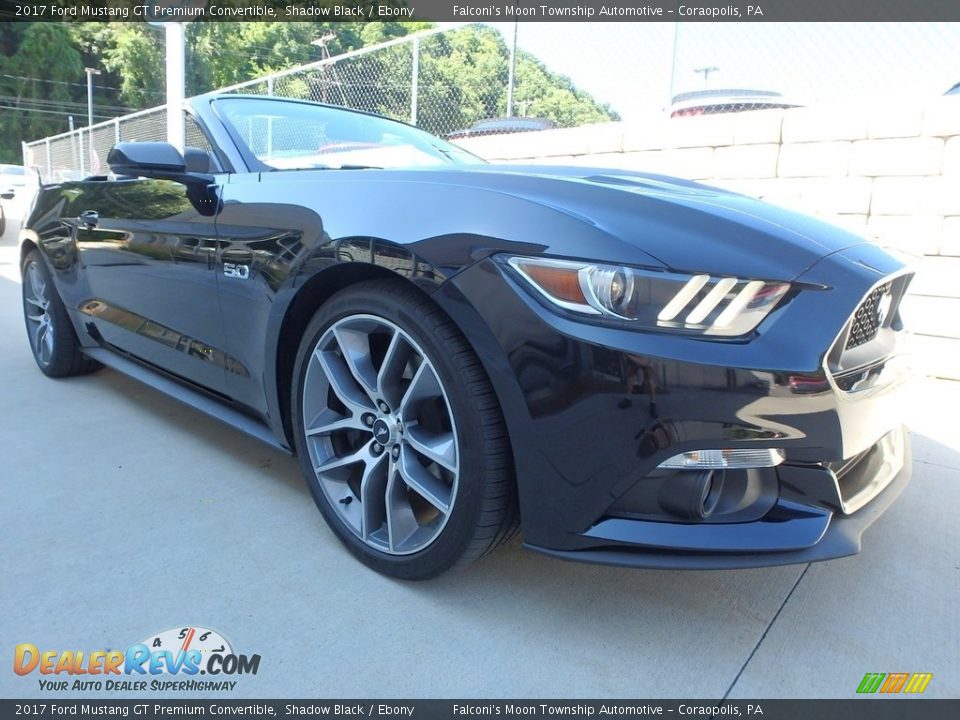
[79, 210, 99, 228]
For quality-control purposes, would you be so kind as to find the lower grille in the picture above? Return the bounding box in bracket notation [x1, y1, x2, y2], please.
[845, 282, 891, 350]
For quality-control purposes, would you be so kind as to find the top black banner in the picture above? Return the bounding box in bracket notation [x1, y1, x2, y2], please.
[0, 701, 959, 720]
[1, 0, 960, 23]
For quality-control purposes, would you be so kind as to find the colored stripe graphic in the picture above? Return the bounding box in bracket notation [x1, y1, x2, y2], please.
[880, 673, 909, 693]
[857, 672, 933, 694]
[903, 673, 933, 694]
[857, 673, 886, 694]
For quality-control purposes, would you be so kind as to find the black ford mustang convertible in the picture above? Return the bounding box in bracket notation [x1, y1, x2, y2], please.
[20, 95, 912, 579]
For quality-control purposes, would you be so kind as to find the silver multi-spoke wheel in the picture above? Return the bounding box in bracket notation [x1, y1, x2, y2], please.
[302, 314, 459, 555]
[24, 261, 54, 366]
[293, 280, 517, 578]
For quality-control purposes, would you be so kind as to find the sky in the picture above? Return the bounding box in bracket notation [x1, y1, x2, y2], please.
[481, 22, 960, 119]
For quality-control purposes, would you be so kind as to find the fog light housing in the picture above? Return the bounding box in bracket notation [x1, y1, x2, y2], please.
[658, 448, 785, 470]
[658, 470, 725, 520]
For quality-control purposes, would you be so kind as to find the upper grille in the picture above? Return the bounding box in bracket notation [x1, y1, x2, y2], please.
[845, 282, 892, 350]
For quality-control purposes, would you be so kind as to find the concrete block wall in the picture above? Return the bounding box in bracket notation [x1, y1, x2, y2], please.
[455, 100, 960, 380]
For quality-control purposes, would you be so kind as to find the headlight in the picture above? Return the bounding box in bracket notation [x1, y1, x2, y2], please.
[506, 256, 790, 336]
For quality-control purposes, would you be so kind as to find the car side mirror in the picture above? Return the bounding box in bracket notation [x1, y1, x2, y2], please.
[0, 188, 14, 200]
[107, 142, 214, 191]
[107, 142, 187, 176]
[183, 147, 214, 174]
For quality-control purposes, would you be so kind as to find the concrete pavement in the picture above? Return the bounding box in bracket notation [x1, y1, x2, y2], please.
[0, 208, 957, 699]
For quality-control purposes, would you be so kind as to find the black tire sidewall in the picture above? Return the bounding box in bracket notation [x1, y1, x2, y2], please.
[21, 248, 94, 378]
[291, 283, 490, 580]
[22, 251, 57, 373]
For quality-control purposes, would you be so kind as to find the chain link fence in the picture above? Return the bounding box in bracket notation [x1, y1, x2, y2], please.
[26, 106, 167, 183]
[23, 22, 960, 181]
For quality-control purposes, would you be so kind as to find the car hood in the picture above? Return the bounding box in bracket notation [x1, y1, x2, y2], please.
[429, 164, 871, 281]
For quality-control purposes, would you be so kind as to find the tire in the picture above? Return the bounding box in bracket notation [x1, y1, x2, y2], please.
[292, 279, 518, 579]
[21, 249, 102, 378]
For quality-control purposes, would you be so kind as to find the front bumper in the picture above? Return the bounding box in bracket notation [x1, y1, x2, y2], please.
[434, 244, 913, 568]
[528, 429, 911, 569]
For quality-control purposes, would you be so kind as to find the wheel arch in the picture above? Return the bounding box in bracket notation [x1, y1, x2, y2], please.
[271, 259, 439, 449]
[268, 244, 523, 529]
[20, 237, 39, 265]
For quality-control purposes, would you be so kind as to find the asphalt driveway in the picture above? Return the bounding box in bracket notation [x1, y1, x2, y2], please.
[0, 208, 957, 699]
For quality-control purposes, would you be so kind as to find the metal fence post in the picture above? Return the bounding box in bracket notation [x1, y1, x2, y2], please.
[78, 130, 85, 178]
[267, 77, 274, 96]
[506, 22, 517, 118]
[45, 139, 52, 182]
[89, 127, 97, 174]
[410, 37, 420, 125]
[114, 117, 121, 144]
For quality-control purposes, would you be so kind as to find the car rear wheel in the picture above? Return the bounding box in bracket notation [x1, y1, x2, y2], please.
[292, 279, 517, 579]
[22, 249, 102, 378]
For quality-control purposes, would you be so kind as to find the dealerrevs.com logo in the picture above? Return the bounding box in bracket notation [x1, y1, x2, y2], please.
[13, 626, 261, 692]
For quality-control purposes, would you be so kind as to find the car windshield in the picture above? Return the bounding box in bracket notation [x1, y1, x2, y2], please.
[214, 97, 482, 171]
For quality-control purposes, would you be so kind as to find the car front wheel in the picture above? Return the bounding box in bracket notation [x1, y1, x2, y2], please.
[292, 279, 517, 579]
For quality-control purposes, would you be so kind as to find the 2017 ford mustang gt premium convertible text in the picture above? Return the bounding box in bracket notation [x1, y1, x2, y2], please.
[20, 95, 913, 579]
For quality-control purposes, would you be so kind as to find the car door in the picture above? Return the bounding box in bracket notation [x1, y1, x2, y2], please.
[213, 172, 322, 415]
[69, 174, 231, 395]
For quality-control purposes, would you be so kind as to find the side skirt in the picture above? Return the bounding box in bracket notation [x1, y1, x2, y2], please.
[82, 347, 292, 456]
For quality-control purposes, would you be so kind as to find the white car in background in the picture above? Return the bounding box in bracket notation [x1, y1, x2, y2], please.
[1, 164, 40, 188]
[0, 164, 41, 236]
[0, 187, 14, 237]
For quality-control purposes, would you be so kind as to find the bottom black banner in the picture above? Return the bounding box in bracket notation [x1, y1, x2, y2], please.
[1, 700, 957, 720]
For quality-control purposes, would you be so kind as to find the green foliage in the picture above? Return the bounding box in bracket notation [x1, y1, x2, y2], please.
[3, 20, 617, 165]
[0, 24, 83, 163]
[416, 26, 617, 134]
[513, 49, 621, 127]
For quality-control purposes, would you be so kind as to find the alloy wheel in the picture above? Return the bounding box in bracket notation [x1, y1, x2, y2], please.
[23, 261, 54, 366]
[301, 314, 460, 555]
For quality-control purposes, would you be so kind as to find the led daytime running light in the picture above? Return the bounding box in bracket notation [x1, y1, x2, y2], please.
[658, 448, 786, 470]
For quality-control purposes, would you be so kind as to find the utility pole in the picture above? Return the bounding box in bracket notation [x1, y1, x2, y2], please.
[667, 22, 680, 106]
[694, 66, 719, 86]
[311, 33, 337, 104]
[85, 67, 101, 174]
[165, 23, 185, 150]
[506, 21, 518, 118]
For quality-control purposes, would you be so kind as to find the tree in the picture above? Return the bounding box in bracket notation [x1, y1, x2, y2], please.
[0, 24, 84, 163]
[314, 24, 619, 135]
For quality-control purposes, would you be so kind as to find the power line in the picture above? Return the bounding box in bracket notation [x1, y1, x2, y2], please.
[0, 102, 115, 121]
[0, 94, 136, 114]
[0, 72, 164, 98]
